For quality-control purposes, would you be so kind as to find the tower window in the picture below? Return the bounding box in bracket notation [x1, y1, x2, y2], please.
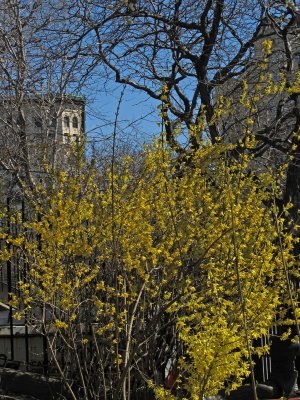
[72, 116, 78, 129]
[64, 115, 70, 128]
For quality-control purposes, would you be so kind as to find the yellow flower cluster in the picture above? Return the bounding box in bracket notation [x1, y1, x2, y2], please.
[0, 138, 296, 400]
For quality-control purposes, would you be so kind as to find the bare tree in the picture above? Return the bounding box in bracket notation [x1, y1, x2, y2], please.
[56, 1, 299, 205]
[2, 1, 298, 194]
[0, 0, 86, 193]
[59, 2, 295, 144]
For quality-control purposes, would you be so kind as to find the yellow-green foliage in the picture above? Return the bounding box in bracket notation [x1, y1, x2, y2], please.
[0, 140, 295, 399]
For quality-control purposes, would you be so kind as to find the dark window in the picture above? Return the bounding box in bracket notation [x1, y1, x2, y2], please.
[64, 115, 70, 128]
[50, 116, 57, 128]
[72, 116, 78, 129]
[48, 131, 55, 141]
[34, 117, 42, 128]
[16, 114, 23, 127]
[73, 134, 79, 143]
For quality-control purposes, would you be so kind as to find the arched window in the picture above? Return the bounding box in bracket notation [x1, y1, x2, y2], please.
[64, 115, 70, 128]
[72, 116, 79, 129]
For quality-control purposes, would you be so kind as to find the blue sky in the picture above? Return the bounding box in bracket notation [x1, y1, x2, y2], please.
[84, 82, 161, 152]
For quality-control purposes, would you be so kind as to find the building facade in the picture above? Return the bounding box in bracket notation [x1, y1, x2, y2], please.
[0, 95, 86, 371]
[0, 95, 85, 179]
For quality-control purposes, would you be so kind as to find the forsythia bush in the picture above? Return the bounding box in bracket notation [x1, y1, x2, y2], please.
[0, 139, 296, 400]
